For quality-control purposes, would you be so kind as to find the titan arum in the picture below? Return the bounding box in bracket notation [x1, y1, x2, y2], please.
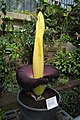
[16, 11, 59, 99]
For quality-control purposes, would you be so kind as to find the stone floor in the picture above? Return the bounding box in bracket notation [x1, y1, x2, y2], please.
[4, 107, 73, 120]
[0, 91, 18, 111]
[74, 116, 80, 120]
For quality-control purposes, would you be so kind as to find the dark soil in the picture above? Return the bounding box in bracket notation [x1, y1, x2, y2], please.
[19, 88, 60, 109]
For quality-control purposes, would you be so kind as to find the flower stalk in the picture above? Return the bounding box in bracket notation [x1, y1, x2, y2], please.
[33, 11, 46, 96]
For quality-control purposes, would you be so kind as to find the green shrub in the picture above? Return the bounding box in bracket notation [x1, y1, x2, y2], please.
[0, 108, 4, 120]
[62, 2, 80, 48]
[41, 3, 65, 40]
[0, 18, 36, 92]
[55, 74, 69, 86]
[19, 19, 36, 64]
[52, 50, 80, 77]
[60, 86, 80, 117]
[60, 33, 73, 43]
[0, 33, 22, 92]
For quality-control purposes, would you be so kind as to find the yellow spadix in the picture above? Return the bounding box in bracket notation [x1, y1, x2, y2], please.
[33, 11, 46, 96]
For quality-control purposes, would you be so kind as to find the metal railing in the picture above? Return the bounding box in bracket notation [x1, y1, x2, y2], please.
[50, 0, 75, 8]
[0, 0, 76, 12]
[61, 0, 75, 8]
[5, 0, 37, 12]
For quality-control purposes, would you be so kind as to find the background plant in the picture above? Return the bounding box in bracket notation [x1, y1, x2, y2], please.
[60, 86, 80, 118]
[62, 2, 80, 48]
[19, 19, 36, 64]
[0, 18, 36, 92]
[0, 33, 22, 93]
[52, 50, 80, 77]
[41, 3, 65, 41]
[0, 108, 4, 120]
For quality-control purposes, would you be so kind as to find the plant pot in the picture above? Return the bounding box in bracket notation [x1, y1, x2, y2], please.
[17, 87, 61, 120]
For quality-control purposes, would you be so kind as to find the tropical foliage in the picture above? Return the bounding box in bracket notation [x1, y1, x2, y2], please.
[0, 1, 80, 93]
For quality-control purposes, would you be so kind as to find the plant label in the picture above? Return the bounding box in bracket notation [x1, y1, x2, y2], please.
[46, 96, 58, 110]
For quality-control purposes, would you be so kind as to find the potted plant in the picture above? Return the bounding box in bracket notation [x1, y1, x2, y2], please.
[16, 11, 61, 120]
